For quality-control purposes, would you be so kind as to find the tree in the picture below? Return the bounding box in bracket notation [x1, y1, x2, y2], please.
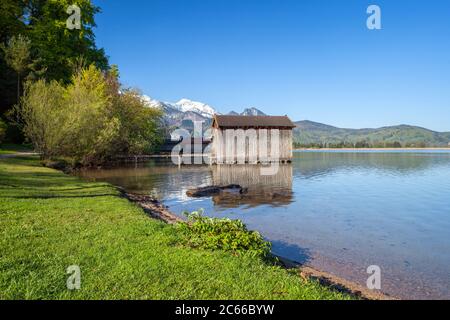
[0, 35, 32, 102]
[111, 89, 163, 155]
[26, 0, 108, 82]
[0, 1, 29, 116]
[19, 79, 66, 157]
[104, 66, 163, 155]
[19, 65, 163, 165]
[0, 0, 109, 119]
[19, 65, 118, 162]
[64, 65, 120, 163]
[0, 118, 6, 144]
[0, 0, 25, 44]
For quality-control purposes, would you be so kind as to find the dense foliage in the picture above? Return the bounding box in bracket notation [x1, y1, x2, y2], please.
[0, 119, 6, 144]
[1, 35, 31, 101]
[177, 210, 272, 259]
[0, 0, 108, 140]
[18, 65, 163, 165]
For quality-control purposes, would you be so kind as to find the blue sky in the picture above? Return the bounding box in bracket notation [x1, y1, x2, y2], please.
[94, 0, 450, 131]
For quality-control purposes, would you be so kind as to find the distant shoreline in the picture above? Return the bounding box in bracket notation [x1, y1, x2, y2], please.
[294, 147, 450, 151]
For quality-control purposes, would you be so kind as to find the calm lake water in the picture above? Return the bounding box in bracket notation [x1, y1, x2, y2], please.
[78, 150, 450, 299]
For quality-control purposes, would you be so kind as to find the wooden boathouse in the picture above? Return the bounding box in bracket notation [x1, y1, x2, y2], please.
[210, 115, 296, 164]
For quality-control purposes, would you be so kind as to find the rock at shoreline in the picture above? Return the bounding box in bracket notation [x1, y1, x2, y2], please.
[186, 184, 248, 197]
[123, 192, 182, 224]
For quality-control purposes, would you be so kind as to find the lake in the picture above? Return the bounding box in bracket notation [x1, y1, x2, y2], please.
[78, 150, 450, 299]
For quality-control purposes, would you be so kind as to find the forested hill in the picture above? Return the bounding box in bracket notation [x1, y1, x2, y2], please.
[293, 120, 450, 148]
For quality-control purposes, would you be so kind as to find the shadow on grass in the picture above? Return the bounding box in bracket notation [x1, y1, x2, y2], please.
[0, 171, 92, 189]
[0, 183, 108, 192]
[1, 157, 116, 199]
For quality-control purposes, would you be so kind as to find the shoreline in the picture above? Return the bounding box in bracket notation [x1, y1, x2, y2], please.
[294, 147, 450, 151]
[6, 151, 394, 300]
[123, 191, 393, 300]
[1, 151, 394, 299]
[2, 154, 354, 299]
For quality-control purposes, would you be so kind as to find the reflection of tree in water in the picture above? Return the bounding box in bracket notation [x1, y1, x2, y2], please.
[78, 160, 212, 199]
[211, 165, 293, 208]
[293, 152, 450, 179]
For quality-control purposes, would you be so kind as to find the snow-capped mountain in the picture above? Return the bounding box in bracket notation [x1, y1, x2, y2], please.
[174, 99, 217, 118]
[143, 95, 266, 133]
[143, 95, 218, 122]
[235, 107, 266, 116]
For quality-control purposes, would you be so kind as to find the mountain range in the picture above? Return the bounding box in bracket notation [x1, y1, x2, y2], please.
[142, 96, 269, 129]
[143, 96, 450, 147]
[228, 107, 267, 116]
[293, 121, 450, 148]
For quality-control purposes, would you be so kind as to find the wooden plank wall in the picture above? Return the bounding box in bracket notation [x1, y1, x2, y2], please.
[211, 128, 293, 164]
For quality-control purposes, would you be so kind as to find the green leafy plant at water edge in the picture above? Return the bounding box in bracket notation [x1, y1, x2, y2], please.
[177, 210, 271, 259]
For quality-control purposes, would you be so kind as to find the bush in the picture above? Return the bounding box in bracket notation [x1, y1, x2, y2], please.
[19, 79, 67, 158]
[177, 210, 271, 259]
[18, 65, 163, 165]
[110, 89, 163, 155]
[63, 65, 120, 164]
[0, 119, 6, 144]
[41, 157, 81, 173]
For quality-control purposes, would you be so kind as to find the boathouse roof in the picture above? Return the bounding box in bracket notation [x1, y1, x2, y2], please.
[212, 115, 296, 129]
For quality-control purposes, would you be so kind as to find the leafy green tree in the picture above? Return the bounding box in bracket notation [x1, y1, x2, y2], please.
[63, 65, 119, 164]
[0, 0, 25, 44]
[0, 35, 32, 102]
[105, 66, 163, 155]
[111, 89, 163, 155]
[19, 65, 119, 163]
[1, 0, 28, 112]
[1, 0, 108, 119]
[0, 118, 7, 144]
[26, 0, 108, 82]
[19, 79, 66, 157]
[19, 65, 163, 165]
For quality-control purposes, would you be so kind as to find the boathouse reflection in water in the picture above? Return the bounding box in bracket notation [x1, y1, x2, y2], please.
[210, 164, 293, 208]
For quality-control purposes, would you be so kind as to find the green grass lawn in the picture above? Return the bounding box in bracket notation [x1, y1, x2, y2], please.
[0, 155, 352, 300]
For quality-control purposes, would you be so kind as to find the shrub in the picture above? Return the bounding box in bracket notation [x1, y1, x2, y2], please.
[0, 119, 7, 144]
[110, 89, 163, 155]
[41, 157, 81, 173]
[177, 210, 271, 259]
[63, 65, 120, 164]
[18, 65, 163, 165]
[19, 79, 67, 158]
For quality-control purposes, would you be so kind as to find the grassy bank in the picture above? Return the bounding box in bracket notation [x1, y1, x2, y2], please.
[0, 155, 352, 300]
